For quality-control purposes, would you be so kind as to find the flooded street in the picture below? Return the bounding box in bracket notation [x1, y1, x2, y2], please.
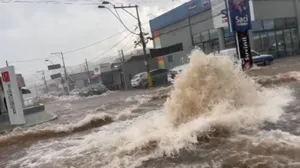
[1, 53, 300, 168]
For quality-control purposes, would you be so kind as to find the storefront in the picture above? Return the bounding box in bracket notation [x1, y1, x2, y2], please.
[251, 17, 299, 58]
[150, 0, 300, 69]
[192, 29, 220, 54]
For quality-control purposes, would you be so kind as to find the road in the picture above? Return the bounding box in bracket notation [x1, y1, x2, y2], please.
[1, 55, 300, 168]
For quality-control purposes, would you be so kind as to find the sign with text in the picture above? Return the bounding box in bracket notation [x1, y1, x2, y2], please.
[237, 31, 253, 70]
[48, 64, 61, 70]
[150, 43, 183, 58]
[0, 66, 25, 125]
[50, 73, 62, 80]
[228, 0, 252, 32]
[2, 71, 10, 82]
[211, 0, 228, 28]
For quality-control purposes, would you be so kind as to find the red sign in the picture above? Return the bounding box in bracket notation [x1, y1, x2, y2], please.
[2, 71, 10, 83]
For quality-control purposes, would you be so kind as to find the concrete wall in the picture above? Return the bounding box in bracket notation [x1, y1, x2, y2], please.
[190, 9, 213, 34]
[156, 18, 191, 70]
[253, 0, 295, 20]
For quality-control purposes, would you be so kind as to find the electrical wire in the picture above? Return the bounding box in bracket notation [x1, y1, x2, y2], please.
[9, 56, 56, 63]
[88, 32, 133, 63]
[107, 7, 139, 35]
[63, 28, 128, 55]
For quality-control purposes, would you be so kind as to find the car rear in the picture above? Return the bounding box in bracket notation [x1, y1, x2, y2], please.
[131, 73, 146, 88]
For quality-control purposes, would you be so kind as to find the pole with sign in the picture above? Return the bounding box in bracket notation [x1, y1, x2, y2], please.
[227, 0, 253, 70]
[0, 66, 25, 125]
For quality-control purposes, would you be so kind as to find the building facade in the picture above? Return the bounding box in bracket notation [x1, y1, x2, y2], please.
[150, 0, 300, 70]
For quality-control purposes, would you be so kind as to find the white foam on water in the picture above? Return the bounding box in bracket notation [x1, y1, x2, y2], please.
[104, 50, 295, 167]
[5, 49, 295, 168]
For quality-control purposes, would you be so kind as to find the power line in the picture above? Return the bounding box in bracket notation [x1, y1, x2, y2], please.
[63, 29, 128, 55]
[9, 56, 56, 63]
[113, 7, 139, 35]
[88, 32, 133, 63]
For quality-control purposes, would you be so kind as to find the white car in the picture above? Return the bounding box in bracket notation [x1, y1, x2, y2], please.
[131, 72, 147, 88]
[167, 64, 189, 84]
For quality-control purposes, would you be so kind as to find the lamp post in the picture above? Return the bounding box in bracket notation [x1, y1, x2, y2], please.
[50, 52, 69, 95]
[45, 59, 54, 65]
[98, 2, 153, 88]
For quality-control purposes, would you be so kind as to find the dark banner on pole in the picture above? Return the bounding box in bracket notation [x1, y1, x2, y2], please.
[228, 0, 253, 70]
[228, 0, 252, 32]
[50, 73, 62, 80]
[48, 64, 61, 70]
[237, 31, 253, 70]
[150, 43, 183, 58]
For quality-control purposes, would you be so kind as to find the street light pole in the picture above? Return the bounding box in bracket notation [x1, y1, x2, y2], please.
[134, 5, 152, 88]
[45, 59, 54, 65]
[51, 52, 69, 95]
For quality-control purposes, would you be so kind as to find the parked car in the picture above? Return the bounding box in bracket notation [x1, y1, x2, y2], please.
[220, 48, 274, 66]
[131, 72, 147, 88]
[78, 83, 108, 97]
[168, 64, 189, 84]
[141, 69, 169, 88]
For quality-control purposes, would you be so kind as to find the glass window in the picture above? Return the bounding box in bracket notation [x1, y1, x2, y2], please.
[252, 20, 263, 31]
[201, 31, 210, 42]
[224, 26, 234, 38]
[209, 29, 218, 40]
[284, 29, 293, 56]
[291, 28, 300, 54]
[253, 32, 262, 52]
[203, 42, 211, 54]
[193, 33, 201, 44]
[275, 18, 286, 29]
[263, 20, 274, 30]
[261, 32, 269, 53]
[167, 55, 173, 62]
[225, 36, 236, 48]
[286, 18, 297, 28]
[276, 30, 285, 58]
[267, 31, 277, 57]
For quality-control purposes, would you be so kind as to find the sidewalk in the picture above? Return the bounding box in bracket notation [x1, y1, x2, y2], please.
[0, 106, 57, 135]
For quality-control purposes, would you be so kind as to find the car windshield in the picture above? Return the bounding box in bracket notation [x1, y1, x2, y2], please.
[2, 1, 298, 167]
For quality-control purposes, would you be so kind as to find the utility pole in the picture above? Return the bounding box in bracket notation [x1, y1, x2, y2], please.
[134, 5, 153, 88]
[51, 52, 69, 95]
[99, 2, 153, 88]
[120, 50, 128, 90]
[85, 59, 91, 84]
[5, 61, 8, 67]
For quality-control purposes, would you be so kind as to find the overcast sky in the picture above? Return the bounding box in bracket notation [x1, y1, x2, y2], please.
[0, 0, 188, 87]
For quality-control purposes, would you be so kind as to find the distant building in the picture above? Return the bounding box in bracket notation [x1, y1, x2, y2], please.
[91, 50, 158, 90]
[69, 71, 94, 89]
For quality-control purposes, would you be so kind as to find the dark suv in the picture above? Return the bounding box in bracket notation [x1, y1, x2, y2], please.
[141, 69, 169, 87]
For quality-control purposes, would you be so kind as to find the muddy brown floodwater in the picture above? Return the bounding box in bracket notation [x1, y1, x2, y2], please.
[1, 54, 300, 168]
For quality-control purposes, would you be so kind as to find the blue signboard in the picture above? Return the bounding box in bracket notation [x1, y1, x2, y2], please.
[228, 0, 252, 32]
[150, 0, 211, 32]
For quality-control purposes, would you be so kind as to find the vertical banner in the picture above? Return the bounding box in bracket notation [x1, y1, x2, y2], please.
[237, 31, 252, 69]
[0, 66, 25, 125]
[153, 31, 165, 69]
[228, 0, 253, 70]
